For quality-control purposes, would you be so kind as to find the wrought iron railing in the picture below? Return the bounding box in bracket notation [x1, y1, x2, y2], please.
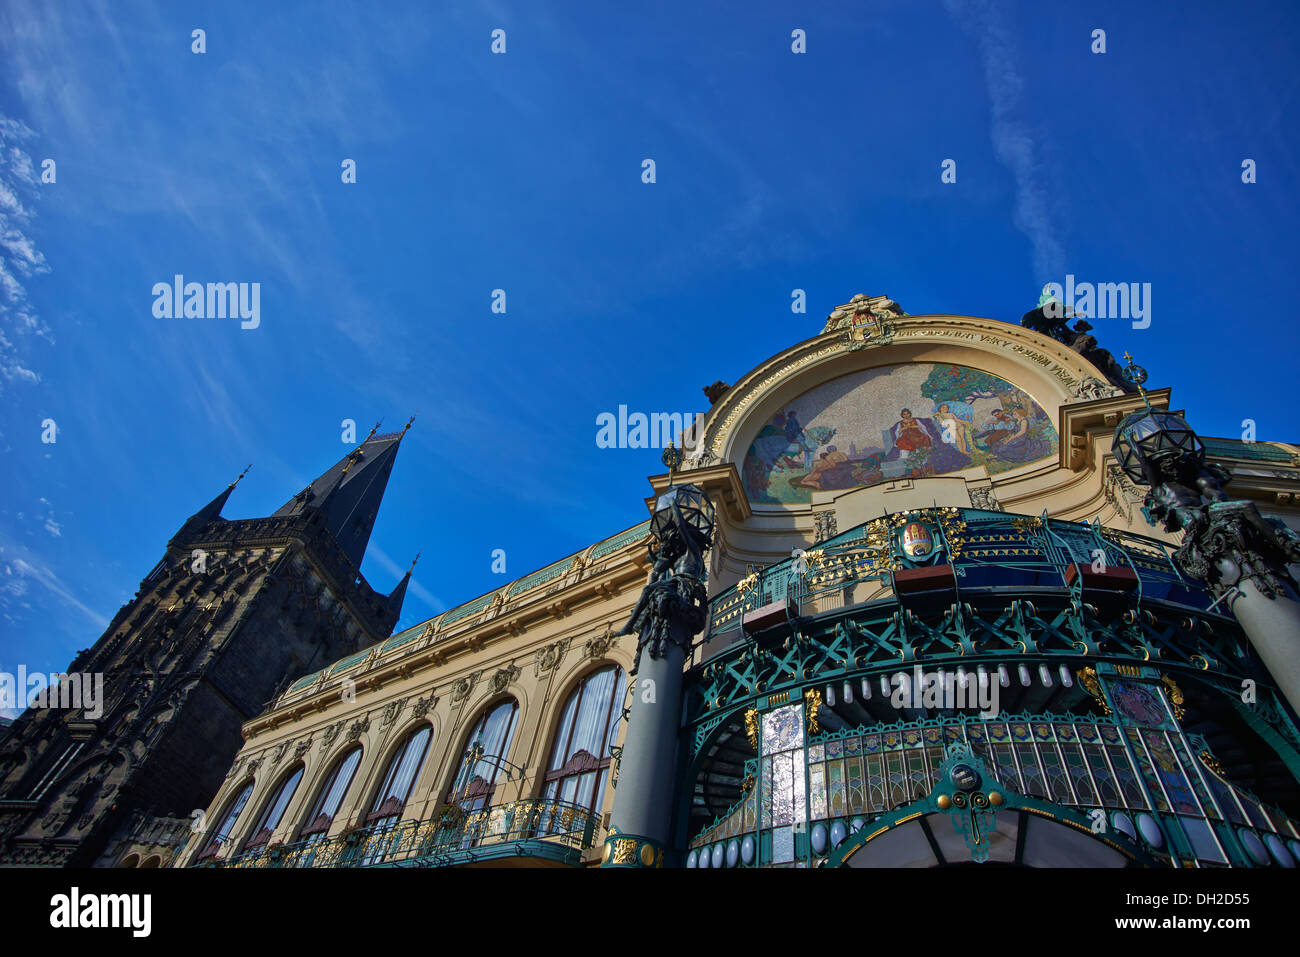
[202, 797, 598, 868]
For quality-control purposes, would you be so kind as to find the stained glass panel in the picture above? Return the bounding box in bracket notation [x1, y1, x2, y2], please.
[1038, 742, 1072, 803]
[1204, 770, 1246, 826]
[846, 756, 865, 814]
[1169, 735, 1216, 818]
[907, 748, 929, 799]
[866, 753, 886, 813]
[762, 705, 804, 755]
[809, 763, 827, 820]
[1127, 729, 1170, 812]
[771, 752, 796, 826]
[1063, 743, 1095, 804]
[1142, 730, 1197, 815]
[1016, 743, 1046, 799]
[886, 751, 908, 808]
[1107, 744, 1148, 809]
[1084, 744, 1120, 805]
[992, 743, 1020, 792]
[827, 759, 844, 818]
[925, 744, 947, 792]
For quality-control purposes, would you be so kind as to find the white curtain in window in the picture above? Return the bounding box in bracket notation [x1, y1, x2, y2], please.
[251, 767, 303, 841]
[375, 727, 431, 810]
[316, 748, 362, 824]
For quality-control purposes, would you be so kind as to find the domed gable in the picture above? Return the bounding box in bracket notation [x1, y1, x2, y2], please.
[742, 362, 1057, 505]
[686, 300, 1122, 510]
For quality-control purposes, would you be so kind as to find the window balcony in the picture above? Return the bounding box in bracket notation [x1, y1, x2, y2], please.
[205, 797, 599, 869]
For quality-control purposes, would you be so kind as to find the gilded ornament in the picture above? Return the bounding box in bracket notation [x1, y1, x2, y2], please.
[804, 688, 823, 735]
[611, 838, 638, 865]
[1198, 750, 1223, 775]
[1076, 666, 1112, 716]
[736, 566, 759, 596]
[744, 708, 759, 751]
[1160, 675, 1186, 721]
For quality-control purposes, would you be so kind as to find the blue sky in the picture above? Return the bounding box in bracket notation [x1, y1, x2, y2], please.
[1, 0, 1297, 701]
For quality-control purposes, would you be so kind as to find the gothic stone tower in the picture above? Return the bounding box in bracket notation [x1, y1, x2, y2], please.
[0, 427, 414, 866]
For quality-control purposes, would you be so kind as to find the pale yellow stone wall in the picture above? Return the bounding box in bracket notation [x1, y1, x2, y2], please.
[176, 531, 650, 868]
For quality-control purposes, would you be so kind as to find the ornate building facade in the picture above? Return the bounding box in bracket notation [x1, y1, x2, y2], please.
[0, 426, 414, 866]
[32, 294, 1300, 870]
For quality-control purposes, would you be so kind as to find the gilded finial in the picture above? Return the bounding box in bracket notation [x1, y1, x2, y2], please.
[407, 551, 421, 574]
[230, 463, 252, 489]
[400, 414, 417, 438]
[1120, 351, 1152, 410]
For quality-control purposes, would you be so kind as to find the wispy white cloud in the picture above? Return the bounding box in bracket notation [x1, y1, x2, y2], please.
[0, 114, 52, 390]
[944, 0, 1066, 282]
[0, 538, 108, 632]
[36, 497, 62, 538]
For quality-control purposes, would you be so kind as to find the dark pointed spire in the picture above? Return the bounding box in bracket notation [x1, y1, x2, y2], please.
[387, 551, 419, 617]
[273, 419, 413, 568]
[188, 464, 251, 524]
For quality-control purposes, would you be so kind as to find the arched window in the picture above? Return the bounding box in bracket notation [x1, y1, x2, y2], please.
[449, 700, 519, 811]
[243, 765, 304, 851]
[299, 746, 362, 845]
[543, 665, 624, 816]
[366, 726, 431, 830]
[199, 781, 253, 860]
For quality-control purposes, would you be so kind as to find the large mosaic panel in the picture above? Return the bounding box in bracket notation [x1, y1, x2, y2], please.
[741, 362, 1059, 505]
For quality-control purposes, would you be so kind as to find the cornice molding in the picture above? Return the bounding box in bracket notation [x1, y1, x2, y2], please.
[1057, 388, 1171, 472]
[243, 543, 649, 736]
[644, 463, 751, 523]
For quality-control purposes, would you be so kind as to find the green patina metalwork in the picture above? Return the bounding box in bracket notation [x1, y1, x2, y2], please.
[287, 669, 323, 692]
[588, 520, 651, 561]
[1202, 438, 1296, 464]
[691, 509, 1262, 730]
[506, 556, 574, 597]
[820, 744, 1153, 868]
[679, 507, 1300, 869]
[380, 623, 425, 653]
[326, 649, 370, 676]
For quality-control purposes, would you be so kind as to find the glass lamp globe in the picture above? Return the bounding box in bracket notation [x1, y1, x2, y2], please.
[650, 484, 715, 543]
[1112, 410, 1204, 485]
